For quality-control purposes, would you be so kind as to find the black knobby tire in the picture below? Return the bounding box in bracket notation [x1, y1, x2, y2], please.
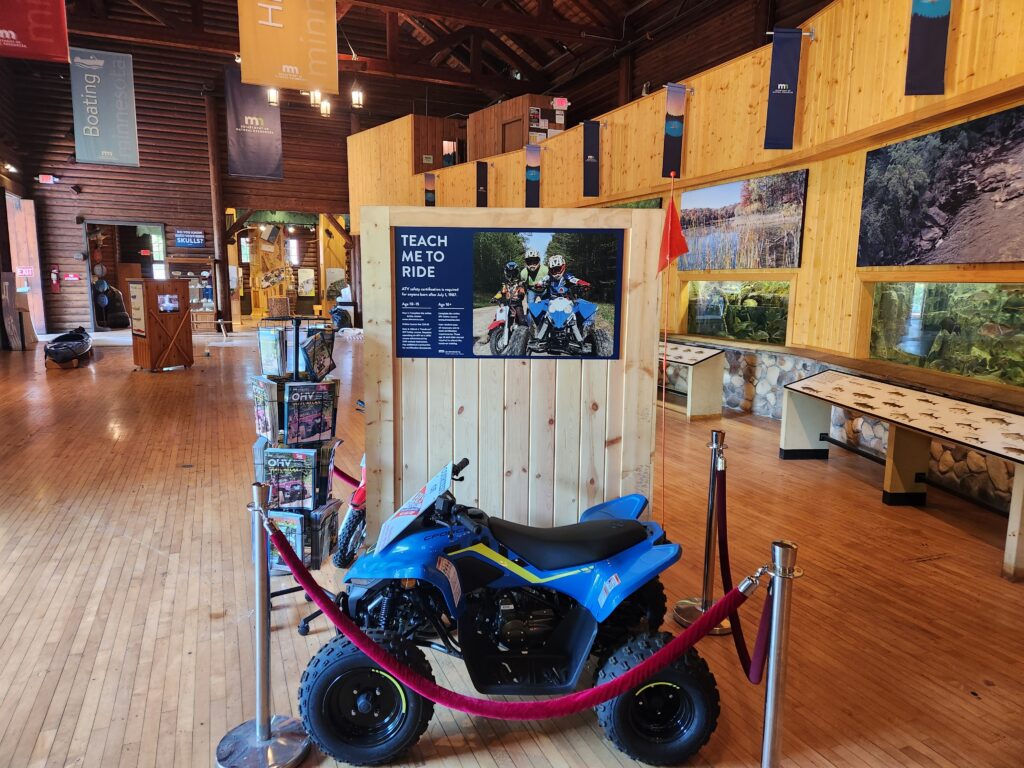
[507, 326, 529, 356]
[595, 633, 719, 766]
[595, 578, 667, 662]
[489, 325, 511, 356]
[299, 633, 434, 765]
[591, 328, 613, 357]
[333, 505, 366, 569]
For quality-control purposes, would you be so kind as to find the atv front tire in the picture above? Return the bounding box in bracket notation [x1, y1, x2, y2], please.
[299, 633, 434, 765]
[596, 633, 719, 765]
[591, 328, 613, 357]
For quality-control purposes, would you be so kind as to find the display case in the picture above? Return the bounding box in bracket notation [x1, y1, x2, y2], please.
[686, 280, 790, 345]
[128, 278, 194, 370]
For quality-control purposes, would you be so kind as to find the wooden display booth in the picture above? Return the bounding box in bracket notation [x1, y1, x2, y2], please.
[361, 206, 662, 530]
[128, 278, 194, 370]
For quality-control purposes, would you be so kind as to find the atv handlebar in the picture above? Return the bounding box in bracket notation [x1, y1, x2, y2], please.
[453, 457, 470, 477]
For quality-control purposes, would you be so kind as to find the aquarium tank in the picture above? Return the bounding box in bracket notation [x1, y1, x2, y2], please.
[870, 282, 1024, 387]
[686, 281, 790, 344]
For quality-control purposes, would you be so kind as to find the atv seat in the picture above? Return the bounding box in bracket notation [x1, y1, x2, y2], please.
[488, 518, 647, 571]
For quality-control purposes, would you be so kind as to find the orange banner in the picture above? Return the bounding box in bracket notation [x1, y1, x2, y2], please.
[237, 0, 338, 94]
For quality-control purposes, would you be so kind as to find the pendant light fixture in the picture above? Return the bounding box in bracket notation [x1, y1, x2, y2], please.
[320, 99, 332, 117]
[267, 88, 280, 106]
[309, 89, 322, 108]
[351, 83, 364, 109]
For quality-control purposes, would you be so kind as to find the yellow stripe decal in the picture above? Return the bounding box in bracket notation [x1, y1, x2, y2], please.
[449, 543, 591, 584]
[635, 681, 680, 696]
[372, 669, 407, 713]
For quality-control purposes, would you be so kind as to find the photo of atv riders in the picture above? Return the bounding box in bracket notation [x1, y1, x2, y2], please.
[472, 229, 622, 358]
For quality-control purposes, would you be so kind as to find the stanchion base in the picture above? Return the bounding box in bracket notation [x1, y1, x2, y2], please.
[216, 716, 309, 768]
[673, 597, 732, 636]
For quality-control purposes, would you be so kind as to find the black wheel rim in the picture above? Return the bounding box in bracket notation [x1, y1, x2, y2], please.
[628, 681, 694, 742]
[322, 668, 408, 747]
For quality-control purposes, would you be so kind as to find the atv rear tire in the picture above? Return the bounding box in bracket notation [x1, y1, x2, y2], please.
[591, 328, 613, 357]
[507, 326, 529, 356]
[595, 578, 667, 661]
[299, 633, 434, 765]
[596, 633, 719, 766]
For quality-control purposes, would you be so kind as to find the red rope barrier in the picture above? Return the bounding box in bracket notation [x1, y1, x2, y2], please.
[714, 468, 773, 684]
[269, 524, 749, 720]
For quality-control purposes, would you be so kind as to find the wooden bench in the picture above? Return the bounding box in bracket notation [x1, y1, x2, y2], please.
[780, 370, 1024, 580]
[659, 342, 725, 420]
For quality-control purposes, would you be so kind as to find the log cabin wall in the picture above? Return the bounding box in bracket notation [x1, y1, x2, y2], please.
[411, 116, 468, 176]
[349, 0, 1024, 364]
[466, 94, 553, 160]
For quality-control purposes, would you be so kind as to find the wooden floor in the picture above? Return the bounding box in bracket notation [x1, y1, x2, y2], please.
[0, 337, 1022, 768]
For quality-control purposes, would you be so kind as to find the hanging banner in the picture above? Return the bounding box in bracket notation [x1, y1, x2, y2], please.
[224, 65, 283, 180]
[905, 0, 951, 95]
[661, 84, 687, 178]
[237, 0, 339, 95]
[583, 120, 601, 197]
[763, 29, 803, 150]
[70, 47, 139, 166]
[424, 173, 436, 207]
[475, 161, 488, 207]
[0, 0, 69, 63]
[525, 144, 541, 208]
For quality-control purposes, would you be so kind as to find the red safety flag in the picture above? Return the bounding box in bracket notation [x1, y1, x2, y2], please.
[658, 198, 688, 273]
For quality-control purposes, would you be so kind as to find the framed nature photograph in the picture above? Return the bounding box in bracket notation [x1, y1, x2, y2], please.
[677, 169, 808, 271]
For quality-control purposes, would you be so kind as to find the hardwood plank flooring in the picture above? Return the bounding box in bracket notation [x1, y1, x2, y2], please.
[0, 336, 1021, 767]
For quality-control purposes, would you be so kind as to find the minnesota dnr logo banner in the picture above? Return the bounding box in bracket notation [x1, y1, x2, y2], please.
[70, 47, 140, 166]
[237, 0, 339, 95]
[0, 0, 69, 63]
[225, 65, 283, 179]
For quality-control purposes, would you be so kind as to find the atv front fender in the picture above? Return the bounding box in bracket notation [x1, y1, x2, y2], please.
[344, 555, 461, 616]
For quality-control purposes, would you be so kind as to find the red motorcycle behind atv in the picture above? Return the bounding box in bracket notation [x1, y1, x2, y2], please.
[486, 261, 529, 357]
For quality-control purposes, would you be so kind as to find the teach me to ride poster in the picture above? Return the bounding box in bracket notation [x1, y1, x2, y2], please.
[393, 227, 624, 359]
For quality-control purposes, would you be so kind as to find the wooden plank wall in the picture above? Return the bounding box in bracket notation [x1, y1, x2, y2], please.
[349, 0, 1024, 361]
[360, 206, 662, 528]
[467, 94, 552, 160]
[411, 116, 467, 175]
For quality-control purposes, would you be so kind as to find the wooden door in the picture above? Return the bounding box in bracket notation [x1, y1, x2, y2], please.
[5, 194, 45, 335]
[502, 118, 523, 153]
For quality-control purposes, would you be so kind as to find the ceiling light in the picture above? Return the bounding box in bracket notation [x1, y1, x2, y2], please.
[3, 163, 16, 174]
[320, 98, 331, 117]
[267, 87, 280, 107]
[234, 54, 242, 64]
[288, 225, 295, 233]
[351, 85, 364, 109]
[310, 89, 322, 107]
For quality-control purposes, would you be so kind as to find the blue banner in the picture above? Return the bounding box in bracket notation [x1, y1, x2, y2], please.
[763, 29, 803, 151]
[906, 0, 951, 95]
[175, 229, 205, 248]
[70, 47, 139, 166]
[661, 84, 687, 178]
[225, 65, 283, 179]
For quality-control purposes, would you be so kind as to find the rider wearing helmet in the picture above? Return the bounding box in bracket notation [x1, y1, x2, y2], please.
[492, 261, 526, 303]
[519, 249, 548, 291]
[542, 254, 590, 297]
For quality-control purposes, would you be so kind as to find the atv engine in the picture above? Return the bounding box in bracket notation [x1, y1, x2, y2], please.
[490, 589, 561, 650]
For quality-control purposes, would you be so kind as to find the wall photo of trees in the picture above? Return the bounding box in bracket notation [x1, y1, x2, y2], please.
[858, 104, 1024, 266]
[677, 170, 808, 271]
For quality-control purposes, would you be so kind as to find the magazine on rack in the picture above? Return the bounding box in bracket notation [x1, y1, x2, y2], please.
[265, 447, 317, 510]
[257, 327, 287, 377]
[283, 380, 340, 445]
[301, 328, 336, 381]
[267, 510, 304, 574]
[251, 375, 281, 443]
[315, 439, 341, 506]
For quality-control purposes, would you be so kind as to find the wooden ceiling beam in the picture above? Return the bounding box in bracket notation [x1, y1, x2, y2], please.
[567, 0, 620, 28]
[476, 29, 545, 85]
[400, 26, 473, 66]
[125, 0, 184, 30]
[339, 53, 535, 93]
[337, 0, 354, 20]
[385, 11, 400, 60]
[68, 17, 237, 53]
[348, 0, 616, 42]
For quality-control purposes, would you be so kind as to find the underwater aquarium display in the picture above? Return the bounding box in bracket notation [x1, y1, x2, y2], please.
[870, 282, 1024, 386]
[687, 281, 790, 345]
[678, 170, 807, 271]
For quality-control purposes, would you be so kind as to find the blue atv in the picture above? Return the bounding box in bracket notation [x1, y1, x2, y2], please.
[526, 282, 613, 357]
[299, 460, 720, 765]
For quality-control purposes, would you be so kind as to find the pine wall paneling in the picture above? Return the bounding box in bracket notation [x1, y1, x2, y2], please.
[348, 0, 1024, 364]
[360, 206, 662, 527]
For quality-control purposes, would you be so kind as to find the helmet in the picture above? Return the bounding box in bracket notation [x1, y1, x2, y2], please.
[548, 254, 566, 278]
[524, 249, 542, 272]
[504, 261, 519, 281]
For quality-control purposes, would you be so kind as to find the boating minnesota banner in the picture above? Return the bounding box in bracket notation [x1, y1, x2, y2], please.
[70, 48, 139, 166]
[225, 65, 283, 179]
[905, 0, 951, 95]
[583, 120, 600, 197]
[0, 0, 69, 63]
[237, 0, 338, 94]
[763, 29, 803, 150]
[475, 161, 488, 207]
[525, 144, 541, 208]
[661, 84, 687, 178]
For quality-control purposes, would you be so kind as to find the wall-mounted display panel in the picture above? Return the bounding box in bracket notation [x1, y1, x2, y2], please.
[687, 281, 790, 345]
[677, 170, 808, 271]
[858, 104, 1024, 267]
[870, 282, 1024, 387]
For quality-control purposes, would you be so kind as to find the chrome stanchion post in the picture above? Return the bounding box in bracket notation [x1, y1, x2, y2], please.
[674, 430, 731, 635]
[216, 483, 309, 768]
[761, 540, 801, 768]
